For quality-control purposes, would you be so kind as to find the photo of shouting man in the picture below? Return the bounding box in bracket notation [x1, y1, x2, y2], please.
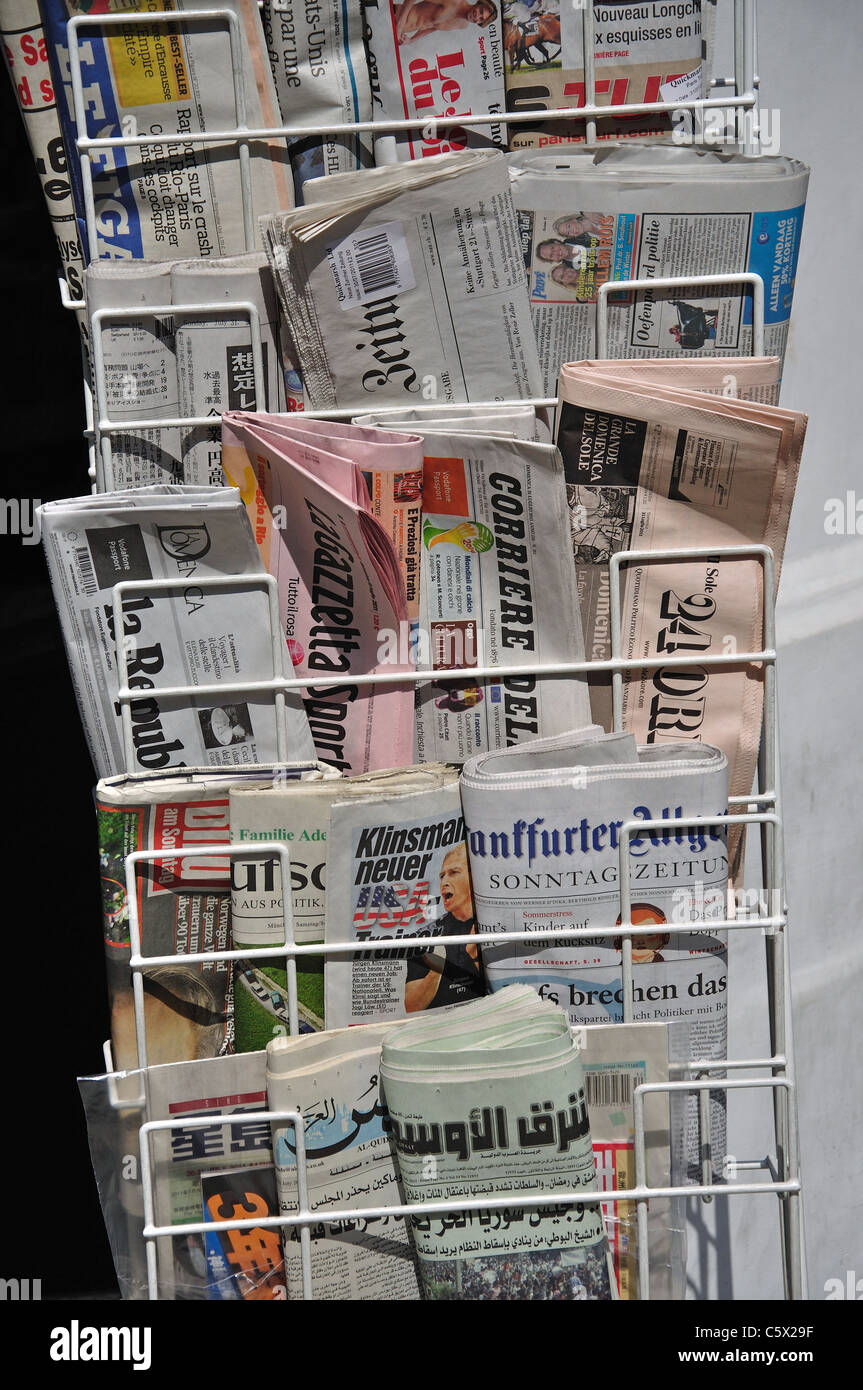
[404, 842, 485, 1011]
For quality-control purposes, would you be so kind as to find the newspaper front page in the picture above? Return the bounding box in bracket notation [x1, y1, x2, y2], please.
[509, 146, 809, 394]
[39, 485, 315, 777]
[221, 411, 415, 773]
[266, 1022, 422, 1299]
[460, 726, 728, 1179]
[41, 0, 293, 262]
[555, 359, 806, 812]
[261, 150, 543, 410]
[381, 986, 617, 1299]
[362, 0, 506, 163]
[504, 0, 712, 151]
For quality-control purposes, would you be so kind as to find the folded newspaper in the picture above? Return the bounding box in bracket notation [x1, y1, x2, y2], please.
[96, 763, 329, 1076]
[39, 485, 315, 778]
[261, 149, 544, 409]
[555, 358, 806, 820]
[221, 411, 416, 773]
[229, 764, 454, 1046]
[380, 985, 617, 1299]
[86, 253, 288, 490]
[362, 0, 506, 164]
[509, 145, 809, 394]
[459, 725, 728, 1179]
[41, 0, 293, 262]
[504, 0, 716, 151]
[266, 1020, 422, 1299]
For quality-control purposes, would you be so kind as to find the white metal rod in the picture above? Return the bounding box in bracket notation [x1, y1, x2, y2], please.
[597, 272, 765, 359]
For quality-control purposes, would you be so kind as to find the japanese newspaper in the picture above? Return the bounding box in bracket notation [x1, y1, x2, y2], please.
[261, 149, 544, 410]
[229, 764, 451, 1046]
[362, 0, 506, 163]
[40, 0, 292, 262]
[324, 769, 478, 1027]
[380, 985, 617, 1299]
[96, 763, 328, 1075]
[39, 484, 315, 778]
[266, 1021, 422, 1299]
[555, 358, 806, 818]
[460, 725, 728, 1179]
[221, 411, 415, 774]
[261, 0, 373, 201]
[504, 0, 715, 152]
[509, 145, 809, 394]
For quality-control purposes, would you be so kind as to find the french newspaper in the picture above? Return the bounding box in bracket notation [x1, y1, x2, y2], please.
[509, 145, 809, 394]
[460, 726, 729, 1179]
[266, 1022, 422, 1299]
[40, 0, 293, 263]
[362, 0, 506, 163]
[261, 149, 544, 410]
[39, 485, 315, 777]
[380, 986, 617, 1299]
[555, 359, 806, 816]
[504, 0, 713, 152]
[221, 411, 416, 774]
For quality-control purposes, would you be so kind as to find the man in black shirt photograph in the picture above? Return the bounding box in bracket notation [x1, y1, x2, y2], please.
[404, 842, 485, 1011]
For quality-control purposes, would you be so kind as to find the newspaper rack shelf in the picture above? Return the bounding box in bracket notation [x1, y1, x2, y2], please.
[51, 0, 805, 1301]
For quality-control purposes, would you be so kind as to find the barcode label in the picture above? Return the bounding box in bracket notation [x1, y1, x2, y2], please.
[585, 1069, 639, 1110]
[325, 220, 416, 311]
[75, 545, 97, 595]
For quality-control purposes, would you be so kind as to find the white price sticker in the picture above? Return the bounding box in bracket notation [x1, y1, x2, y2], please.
[659, 66, 704, 104]
[325, 220, 416, 311]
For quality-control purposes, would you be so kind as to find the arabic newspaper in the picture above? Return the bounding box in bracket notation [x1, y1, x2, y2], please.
[39, 484, 315, 778]
[229, 764, 451, 1045]
[460, 725, 728, 1179]
[362, 0, 506, 164]
[266, 1021, 422, 1298]
[221, 411, 415, 773]
[261, 0, 373, 201]
[380, 985, 617, 1299]
[555, 359, 806, 820]
[509, 145, 809, 395]
[261, 150, 544, 410]
[504, 0, 714, 152]
[96, 763, 329, 1076]
[40, 0, 293, 262]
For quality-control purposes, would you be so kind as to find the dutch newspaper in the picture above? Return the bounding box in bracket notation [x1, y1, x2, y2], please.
[261, 0, 373, 201]
[221, 411, 416, 773]
[380, 985, 617, 1299]
[369, 425, 592, 762]
[39, 484, 315, 778]
[40, 0, 293, 263]
[323, 769, 481, 1027]
[1, 0, 87, 326]
[85, 253, 288, 488]
[509, 145, 809, 394]
[229, 764, 452, 1045]
[503, 0, 715, 151]
[261, 149, 544, 410]
[460, 725, 728, 1179]
[96, 763, 329, 1076]
[362, 0, 506, 164]
[266, 1021, 422, 1299]
[555, 358, 806, 817]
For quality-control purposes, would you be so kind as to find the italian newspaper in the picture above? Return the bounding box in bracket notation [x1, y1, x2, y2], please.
[509, 145, 809, 394]
[39, 484, 315, 777]
[555, 358, 806, 816]
[459, 725, 729, 1178]
[261, 149, 543, 410]
[220, 411, 415, 773]
[380, 986, 617, 1299]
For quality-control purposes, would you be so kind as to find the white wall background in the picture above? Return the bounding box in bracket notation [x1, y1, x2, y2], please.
[686, 0, 863, 1300]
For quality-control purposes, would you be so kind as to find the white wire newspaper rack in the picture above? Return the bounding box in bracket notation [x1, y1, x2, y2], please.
[103, 540, 804, 1301]
[51, 0, 803, 1302]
